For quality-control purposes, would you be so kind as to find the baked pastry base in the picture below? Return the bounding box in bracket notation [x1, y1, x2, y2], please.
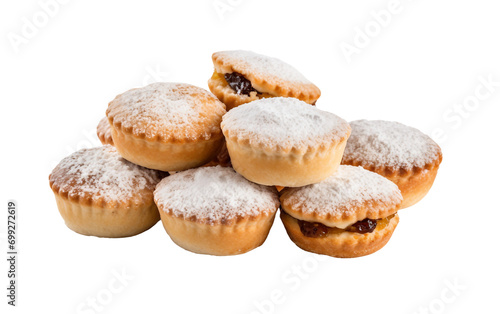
[201, 141, 231, 167]
[225, 138, 348, 187]
[53, 193, 159, 238]
[111, 126, 224, 172]
[386, 166, 439, 209]
[341, 119, 443, 209]
[280, 211, 399, 258]
[159, 210, 276, 256]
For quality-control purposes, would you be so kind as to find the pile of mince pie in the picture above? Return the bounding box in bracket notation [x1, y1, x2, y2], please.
[49, 50, 442, 258]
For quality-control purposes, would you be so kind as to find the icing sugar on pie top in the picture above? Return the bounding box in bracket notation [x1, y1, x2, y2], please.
[49, 145, 163, 206]
[221, 97, 350, 151]
[280, 165, 402, 228]
[342, 120, 442, 171]
[106, 82, 226, 142]
[214, 50, 313, 84]
[154, 166, 279, 225]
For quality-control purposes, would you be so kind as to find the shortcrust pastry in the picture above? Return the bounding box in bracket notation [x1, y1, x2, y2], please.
[221, 97, 351, 187]
[97, 114, 231, 168]
[208, 50, 321, 110]
[341, 120, 443, 208]
[49, 145, 166, 237]
[106, 82, 226, 171]
[201, 141, 231, 168]
[154, 166, 280, 256]
[97, 116, 114, 146]
[280, 165, 403, 258]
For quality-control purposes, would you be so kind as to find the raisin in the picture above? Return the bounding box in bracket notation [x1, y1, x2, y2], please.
[298, 220, 329, 238]
[224, 72, 258, 96]
[347, 218, 377, 234]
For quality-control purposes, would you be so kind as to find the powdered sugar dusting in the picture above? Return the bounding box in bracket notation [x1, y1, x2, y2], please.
[106, 82, 226, 141]
[154, 166, 279, 224]
[50, 145, 163, 203]
[221, 97, 350, 150]
[216, 50, 312, 84]
[283, 165, 402, 219]
[343, 120, 442, 171]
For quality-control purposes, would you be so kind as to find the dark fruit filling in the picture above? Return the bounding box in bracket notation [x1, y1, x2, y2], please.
[346, 218, 378, 234]
[298, 220, 329, 238]
[224, 72, 258, 96]
[298, 218, 380, 237]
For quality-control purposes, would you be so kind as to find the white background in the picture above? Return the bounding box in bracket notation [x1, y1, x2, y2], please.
[1, 0, 499, 313]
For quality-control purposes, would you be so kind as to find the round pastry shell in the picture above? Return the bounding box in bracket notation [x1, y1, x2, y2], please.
[280, 211, 399, 258]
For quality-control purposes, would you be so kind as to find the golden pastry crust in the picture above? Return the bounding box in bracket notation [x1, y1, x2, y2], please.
[226, 137, 348, 187]
[280, 181, 399, 229]
[280, 211, 399, 258]
[201, 141, 231, 167]
[49, 146, 165, 237]
[208, 50, 320, 110]
[341, 120, 443, 209]
[106, 82, 226, 171]
[107, 83, 225, 142]
[279, 165, 402, 257]
[280, 165, 402, 229]
[154, 166, 280, 255]
[53, 194, 159, 238]
[221, 97, 351, 187]
[158, 209, 276, 256]
[344, 160, 442, 209]
[111, 128, 224, 171]
[97, 116, 114, 146]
